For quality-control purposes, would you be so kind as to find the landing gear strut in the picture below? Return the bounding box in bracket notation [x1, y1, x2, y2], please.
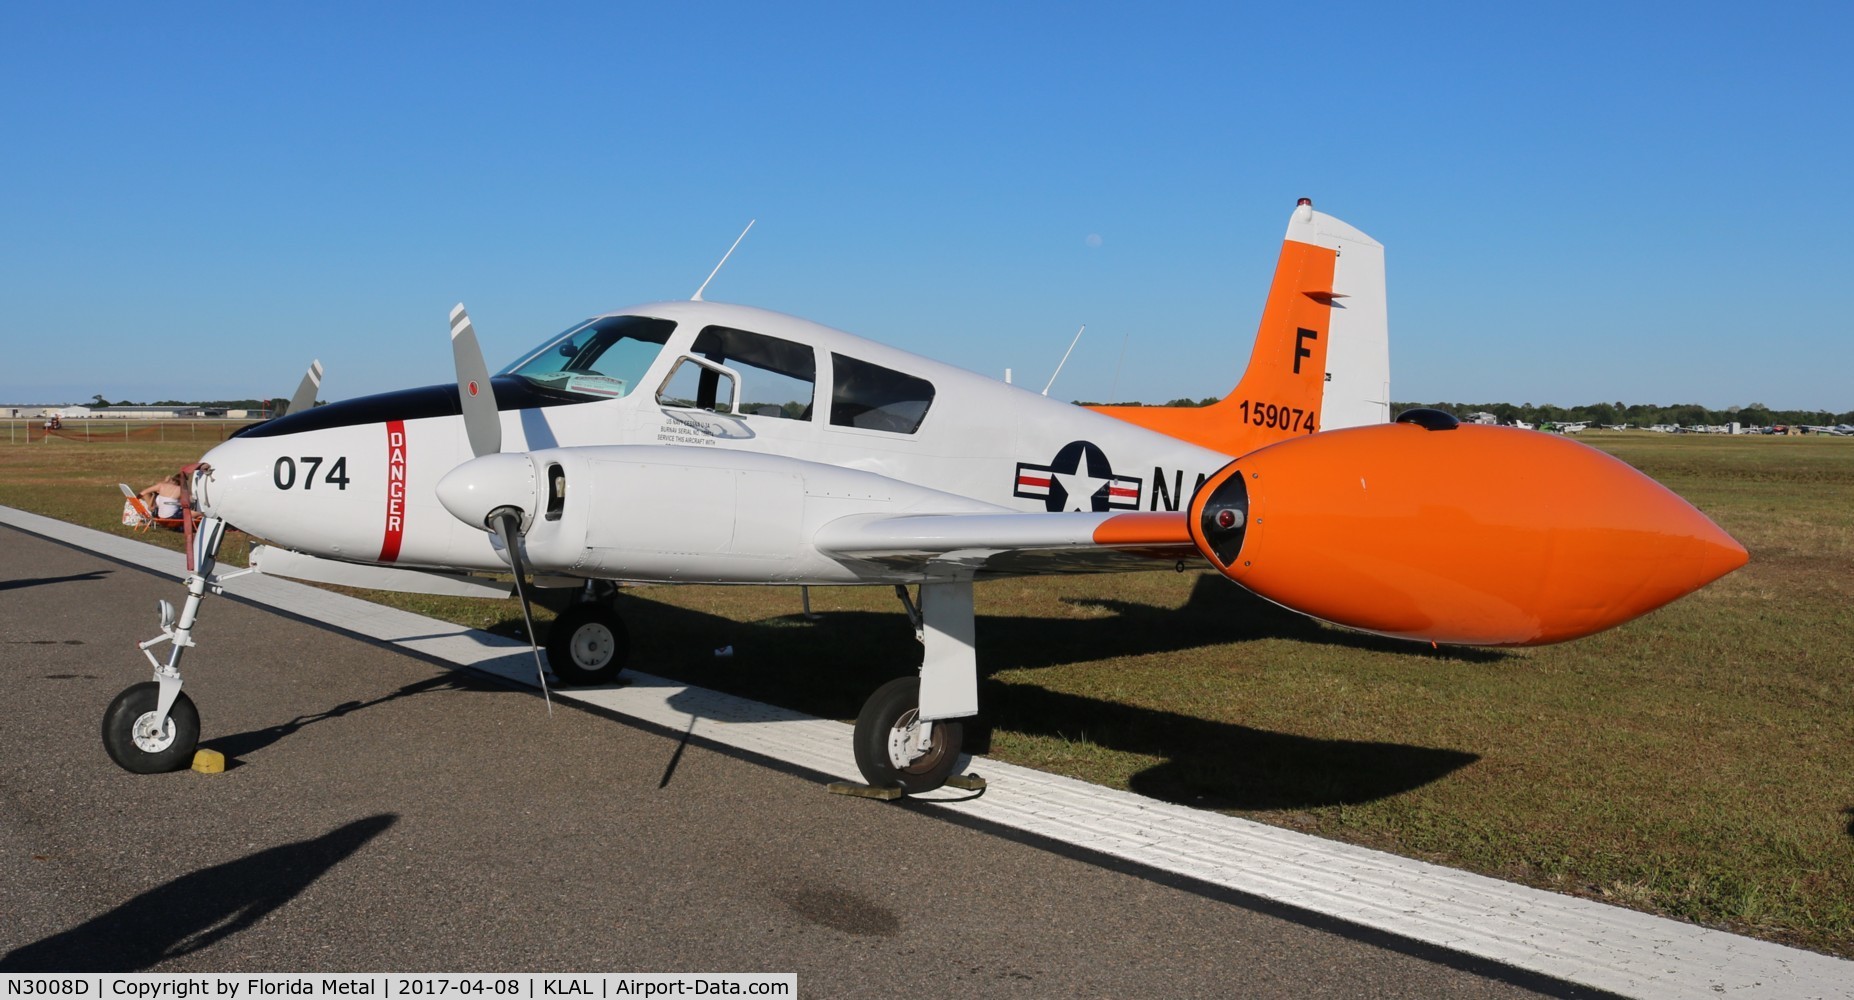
[104, 511, 239, 773]
[841, 578, 983, 797]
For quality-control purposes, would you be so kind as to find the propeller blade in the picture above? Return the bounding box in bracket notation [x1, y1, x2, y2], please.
[490, 508, 552, 715]
[450, 303, 501, 458]
[286, 360, 323, 416]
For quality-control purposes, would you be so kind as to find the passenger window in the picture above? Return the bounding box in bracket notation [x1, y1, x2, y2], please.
[830, 354, 935, 434]
[690, 326, 816, 420]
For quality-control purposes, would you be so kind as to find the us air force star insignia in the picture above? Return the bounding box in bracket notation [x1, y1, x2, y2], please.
[1013, 440, 1143, 512]
[1051, 469, 1109, 511]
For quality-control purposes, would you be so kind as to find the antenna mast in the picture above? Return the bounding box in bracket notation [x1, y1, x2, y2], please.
[692, 219, 756, 302]
[1042, 324, 1085, 396]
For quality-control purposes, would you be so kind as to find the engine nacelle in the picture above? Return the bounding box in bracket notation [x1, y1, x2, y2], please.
[442, 445, 1003, 585]
[1185, 419, 1747, 646]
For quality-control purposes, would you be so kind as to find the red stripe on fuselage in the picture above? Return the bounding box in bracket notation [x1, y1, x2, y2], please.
[379, 420, 407, 562]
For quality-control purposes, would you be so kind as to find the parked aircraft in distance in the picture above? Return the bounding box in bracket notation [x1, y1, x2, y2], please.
[108, 200, 1748, 794]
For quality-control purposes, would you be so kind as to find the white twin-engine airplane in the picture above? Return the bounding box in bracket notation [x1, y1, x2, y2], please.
[108, 201, 1747, 795]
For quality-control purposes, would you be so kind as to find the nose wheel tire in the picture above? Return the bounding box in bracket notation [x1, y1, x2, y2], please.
[102, 682, 200, 774]
[852, 676, 963, 794]
[545, 602, 629, 686]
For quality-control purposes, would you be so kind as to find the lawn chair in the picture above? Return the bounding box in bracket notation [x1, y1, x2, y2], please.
[119, 483, 186, 532]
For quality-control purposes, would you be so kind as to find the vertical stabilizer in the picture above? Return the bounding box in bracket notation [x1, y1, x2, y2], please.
[1088, 201, 1389, 457]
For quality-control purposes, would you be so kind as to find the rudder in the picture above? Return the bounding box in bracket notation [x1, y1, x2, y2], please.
[1088, 200, 1388, 457]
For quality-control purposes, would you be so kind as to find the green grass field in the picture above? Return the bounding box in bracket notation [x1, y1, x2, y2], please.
[4, 426, 1851, 956]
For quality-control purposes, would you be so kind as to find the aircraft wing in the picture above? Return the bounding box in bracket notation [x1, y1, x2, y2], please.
[813, 510, 1198, 577]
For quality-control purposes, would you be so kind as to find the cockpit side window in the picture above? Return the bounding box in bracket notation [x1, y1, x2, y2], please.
[691, 326, 816, 420]
[499, 316, 678, 401]
[830, 354, 935, 434]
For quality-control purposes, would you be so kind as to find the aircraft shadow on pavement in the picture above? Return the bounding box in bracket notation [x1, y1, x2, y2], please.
[203, 672, 501, 764]
[590, 574, 1485, 810]
[0, 569, 112, 592]
[0, 814, 396, 972]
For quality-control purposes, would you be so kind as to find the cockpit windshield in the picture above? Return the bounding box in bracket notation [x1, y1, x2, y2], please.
[498, 316, 678, 400]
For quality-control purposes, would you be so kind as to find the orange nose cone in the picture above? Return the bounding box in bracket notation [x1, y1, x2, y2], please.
[1194, 423, 1747, 646]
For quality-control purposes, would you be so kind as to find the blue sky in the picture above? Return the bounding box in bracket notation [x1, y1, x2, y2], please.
[3, 3, 1849, 409]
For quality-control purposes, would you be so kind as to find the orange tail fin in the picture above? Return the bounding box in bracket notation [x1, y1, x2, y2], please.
[1089, 201, 1387, 457]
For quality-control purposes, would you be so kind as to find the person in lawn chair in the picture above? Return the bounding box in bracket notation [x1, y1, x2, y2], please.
[138, 474, 186, 524]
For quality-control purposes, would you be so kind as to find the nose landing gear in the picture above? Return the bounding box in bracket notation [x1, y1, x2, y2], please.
[102, 682, 200, 774]
[104, 513, 242, 774]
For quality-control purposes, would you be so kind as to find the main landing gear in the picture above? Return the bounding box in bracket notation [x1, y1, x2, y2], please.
[545, 597, 630, 686]
[103, 514, 242, 773]
[837, 581, 986, 798]
[852, 675, 964, 794]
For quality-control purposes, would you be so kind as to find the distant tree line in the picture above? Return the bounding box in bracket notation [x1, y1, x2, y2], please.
[90, 395, 280, 410]
[1074, 397, 1223, 408]
[1389, 401, 1854, 428]
[1072, 396, 1852, 427]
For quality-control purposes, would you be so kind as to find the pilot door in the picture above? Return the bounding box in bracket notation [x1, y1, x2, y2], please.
[645, 324, 822, 456]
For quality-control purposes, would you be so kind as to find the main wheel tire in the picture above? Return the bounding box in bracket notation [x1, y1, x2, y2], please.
[852, 676, 964, 794]
[545, 602, 629, 686]
[101, 682, 200, 774]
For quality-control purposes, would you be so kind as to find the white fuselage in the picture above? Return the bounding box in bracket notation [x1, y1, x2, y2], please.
[198, 300, 1233, 582]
